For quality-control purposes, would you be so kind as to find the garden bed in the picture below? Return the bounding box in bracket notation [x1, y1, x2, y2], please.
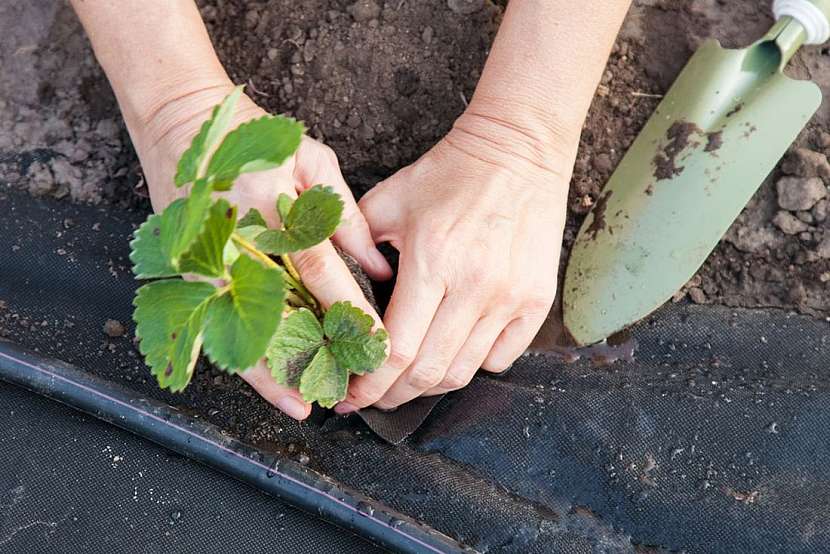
[2, 1, 830, 552]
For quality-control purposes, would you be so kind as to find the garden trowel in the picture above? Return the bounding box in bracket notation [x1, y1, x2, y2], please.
[564, 0, 830, 345]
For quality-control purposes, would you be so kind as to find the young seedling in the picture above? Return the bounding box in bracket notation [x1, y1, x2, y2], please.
[130, 86, 387, 408]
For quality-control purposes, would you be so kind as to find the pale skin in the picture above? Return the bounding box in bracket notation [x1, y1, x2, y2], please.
[71, 0, 631, 419]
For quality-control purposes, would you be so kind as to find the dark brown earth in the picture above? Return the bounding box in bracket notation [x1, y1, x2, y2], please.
[652, 121, 703, 181]
[2, 1, 830, 342]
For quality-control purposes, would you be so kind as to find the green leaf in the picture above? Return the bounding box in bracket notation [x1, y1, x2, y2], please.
[223, 224, 267, 267]
[238, 208, 267, 228]
[276, 193, 294, 223]
[266, 308, 325, 387]
[159, 179, 214, 269]
[175, 86, 243, 187]
[179, 199, 236, 278]
[130, 214, 177, 279]
[298, 346, 348, 408]
[133, 280, 217, 392]
[206, 115, 304, 191]
[324, 301, 388, 375]
[202, 254, 285, 372]
[255, 185, 344, 254]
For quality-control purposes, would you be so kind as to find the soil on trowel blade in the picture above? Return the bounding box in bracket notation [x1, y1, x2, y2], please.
[2, 1, 830, 361]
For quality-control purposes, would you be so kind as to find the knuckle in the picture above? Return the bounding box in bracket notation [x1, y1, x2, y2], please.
[521, 295, 555, 317]
[320, 144, 339, 164]
[501, 288, 526, 308]
[407, 364, 445, 389]
[347, 380, 387, 407]
[293, 250, 334, 286]
[440, 369, 473, 391]
[387, 349, 415, 372]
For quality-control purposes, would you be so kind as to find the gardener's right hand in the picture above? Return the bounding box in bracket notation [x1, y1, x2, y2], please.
[128, 81, 391, 421]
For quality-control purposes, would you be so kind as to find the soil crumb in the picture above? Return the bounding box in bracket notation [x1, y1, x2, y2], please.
[585, 190, 613, 240]
[103, 319, 125, 338]
[704, 130, 723, 153]
[652, 121, 703, 181]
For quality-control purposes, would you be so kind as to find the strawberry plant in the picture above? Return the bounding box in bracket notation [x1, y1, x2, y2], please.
[130, 86, 387, 408]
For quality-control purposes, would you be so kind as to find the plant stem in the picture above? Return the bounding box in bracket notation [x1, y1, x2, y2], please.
[286, 290, 310, 309]
[279, 254, 317, 309]
[231, 233, 277, 268]
[231, 232, 319, 312]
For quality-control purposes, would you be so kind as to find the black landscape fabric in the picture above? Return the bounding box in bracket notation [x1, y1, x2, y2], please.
[2, 185, 830, 553]
[0, 380, 386, 553]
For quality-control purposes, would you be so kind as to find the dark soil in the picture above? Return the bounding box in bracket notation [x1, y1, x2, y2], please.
[2, 1, 830, 349]
[2, 4, 830, 548]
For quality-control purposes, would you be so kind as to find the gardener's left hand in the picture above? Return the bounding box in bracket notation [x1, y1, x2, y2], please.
[335, 113, 575, 411]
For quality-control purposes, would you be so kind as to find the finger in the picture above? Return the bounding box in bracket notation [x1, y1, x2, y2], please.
[358, 179, 403, 244]
[482, 313, 548, 373]
[315, 165, 393, 281]
[290, 241, 383, 326]
[240, 362, 311, 421]
[423, 314, 508, 396]
[335, 254, 444, 412]
[292, 140, 393, 280]
[374, 295, 481, 409]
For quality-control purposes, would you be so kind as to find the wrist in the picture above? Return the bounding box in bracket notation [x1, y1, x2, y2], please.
[121, 72, 237, 153]
[450, 102, 580, 183]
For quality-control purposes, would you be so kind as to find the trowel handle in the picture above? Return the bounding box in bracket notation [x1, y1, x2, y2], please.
[774, 0, 830, 44]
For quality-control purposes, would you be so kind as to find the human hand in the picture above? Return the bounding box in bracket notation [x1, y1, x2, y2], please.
[335, 112, 574, 412]
[131, 83, 392, 420]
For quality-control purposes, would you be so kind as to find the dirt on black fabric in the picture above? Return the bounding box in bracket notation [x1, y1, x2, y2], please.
[2, 1, 830, 327]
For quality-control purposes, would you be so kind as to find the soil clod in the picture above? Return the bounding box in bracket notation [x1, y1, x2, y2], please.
[653, 121, 703, 181]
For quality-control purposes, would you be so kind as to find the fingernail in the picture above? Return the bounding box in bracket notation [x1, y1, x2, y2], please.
[276, 396, 309, 420]
[493, 364, 513, 377]
[367, 248, 391, 275]
[334, 402, 358, 415]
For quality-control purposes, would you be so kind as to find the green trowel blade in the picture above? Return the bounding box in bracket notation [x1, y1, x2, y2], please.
[564, 18, 823, 346]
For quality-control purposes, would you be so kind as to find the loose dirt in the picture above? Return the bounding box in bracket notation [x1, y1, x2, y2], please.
[2, 0, 830, 323]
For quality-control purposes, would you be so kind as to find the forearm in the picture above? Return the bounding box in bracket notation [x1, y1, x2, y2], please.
[70, 1, 232, 150]
[457, 0, 631, 171]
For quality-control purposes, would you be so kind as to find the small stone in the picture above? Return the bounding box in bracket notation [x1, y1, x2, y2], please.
[267, 48, 279, 61]
[245, 9, 259, 28]
[95, 118, 121, 141]
[773, 211, 809, 235]
[776, 176, 826, 211]
[50, 158, 83, 193]
[796, 210, 814, 224]
[688, 287, 707, 304]
[447, 0, 484, 14]
[592, 153, 613, 174]
[781, 148, 830, 181]
[422, 26, 434, 44]
[103, 319, 125, 338]
[346, 112, 361, 128]
[812, 199, 828, 223]
[27, 161, 55, 196]
[818, 131, 830, 149]
[817, 235, 830, 259]
[348, 0, 380, 22]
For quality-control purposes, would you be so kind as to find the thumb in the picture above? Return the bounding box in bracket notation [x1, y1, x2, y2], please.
[358, 177, 404, 245]
[295, 141, 392, 281]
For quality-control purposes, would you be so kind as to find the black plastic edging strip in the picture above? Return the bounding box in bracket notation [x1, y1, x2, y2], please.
[0, 339, 471, 554]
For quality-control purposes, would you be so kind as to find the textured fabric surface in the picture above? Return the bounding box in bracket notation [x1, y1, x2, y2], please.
[0, 382, 384, 553]
[2, 187, 830, 553]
